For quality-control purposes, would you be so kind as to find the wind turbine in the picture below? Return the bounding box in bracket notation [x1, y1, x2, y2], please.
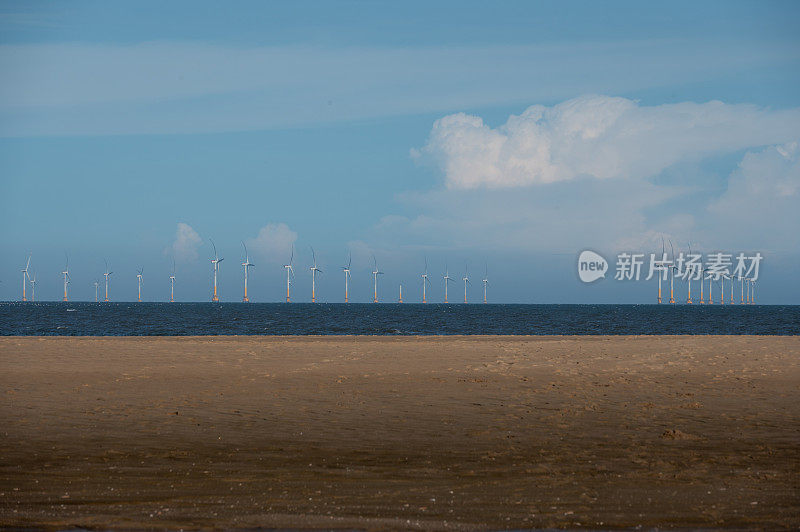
[21, 254, 30, 301]
[656, 237, 665, 304]
[61, 253, 70, 302]
[707, 269, 714, 305]
[241, 241, 254, 303]
[371, 255, 383, 303]
[103, 259, 113, 302]
[443, 262, 453, 303]
[482, 263, 488, 304]
[210, 239, 224, 302]
[29, 270, 36, 302]
[136, 268, 143, 302]
[310, 247, 322, 303]
[93, 280, 99, 302]
[699, 267, 707, 304]
[686, 243, 693, 304]
[342, 252, 351, 303]
[740, 274, 745, 305]
[462, 264, 470, 304]
[421, 258, 430, 303]
[750, 279, 756, 305]
[398, 283, 403, 303]
[719, 274, 725, 305]
[169, 258, 176, 303]
[668, 240, 676, 304]
[283, 245, 294, 303]
[729, 273, 735, 304]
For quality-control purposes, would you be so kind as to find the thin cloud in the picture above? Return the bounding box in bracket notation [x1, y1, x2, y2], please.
[245, 223, 297, 263]
[168, 222, 203, 263]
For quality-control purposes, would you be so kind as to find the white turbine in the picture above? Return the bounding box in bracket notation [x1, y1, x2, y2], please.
[136, 267, 143, 302]
[421, 258, 430, 304]
[462, 264, 470, 304]
[103, 259, 113, 302]
[29, 270, 36, 302]
[21, 254, 30, 302]
[241, 241, 254, 303]
[342, 252, 352, 303]
[93, 280, 99, 303]
[443, 262, 454, 303]
[655, 237, 665, 304]
[169, 258, 176, 303]
[482, 263, 488, 304]
[686, 242, 694, 304]
[371, 255, 383, 303]
[61, 253, 70, 302]
[668, 240, 676, 304]
[310, 247, 322, 303]
[283, 245, 294, 303]
[210, 239, 224, 302]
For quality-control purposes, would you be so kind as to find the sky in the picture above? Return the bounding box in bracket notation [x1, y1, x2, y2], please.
[1, 0, 799, 303]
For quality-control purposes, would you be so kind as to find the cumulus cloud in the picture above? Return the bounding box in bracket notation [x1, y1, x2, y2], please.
[245, 223, 297, 262]
[168, 222, 203, 262]
[415, 95, 800, 189]
[707, 142, 800, 250]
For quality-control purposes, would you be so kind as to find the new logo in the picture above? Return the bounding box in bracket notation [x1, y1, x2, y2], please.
[578, 250, 608, 283]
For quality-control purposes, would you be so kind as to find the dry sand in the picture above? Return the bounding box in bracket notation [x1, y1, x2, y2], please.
[1, 335, 798, 530]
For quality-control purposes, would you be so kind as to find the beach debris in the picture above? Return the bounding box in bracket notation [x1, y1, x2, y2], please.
[660, 429, 698, 440]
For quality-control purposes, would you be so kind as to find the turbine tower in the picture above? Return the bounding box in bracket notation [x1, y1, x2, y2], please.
[342, 253, 351, 303]
[750, 279, 756, 305]
[740, 275, 744, 305]
[93, 280, 99, 303]
[283, 245, 294, 303]
[371, 255, 383, 303]
[169, 259, 176, 303]
[241, 241, 254, 303]
[399, 283, 403, 303]
[482, 263, 488, 304]
[729, 273, 735, 304]
[719, 274, 725, 305]
[103, 259, 113, 302]
[668, 240, 675, 304]
[686, 243, 693, 304]
[310, 247, 322, 303]
[29, 270, 36, 302]
[421, 258, 429, 303]
[136, 268, 143, 302]
[61, 254, 70, 302]
[699, 268, 707, 304]
[656, 237, 665, 304]
[210, 239, 224, 302]
[21, 254, 30, 301]
[443, 263, 453, 303]
[462, 264, 470, 304]
[707, 270, 713, 305]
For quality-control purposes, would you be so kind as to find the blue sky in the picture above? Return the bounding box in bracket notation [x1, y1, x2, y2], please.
[1, 1, 799, 303]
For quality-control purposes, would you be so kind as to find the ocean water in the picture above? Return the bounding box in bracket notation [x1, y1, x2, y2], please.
[0, 302, 798, 336]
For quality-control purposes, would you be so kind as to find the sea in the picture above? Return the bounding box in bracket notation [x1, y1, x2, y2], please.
[0, 302, 798, 335]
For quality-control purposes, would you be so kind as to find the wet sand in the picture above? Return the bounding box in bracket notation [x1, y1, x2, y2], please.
[1, 335, 798, 530]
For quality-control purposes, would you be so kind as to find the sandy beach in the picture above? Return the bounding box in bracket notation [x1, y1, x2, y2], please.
[1, 335, 798, 529]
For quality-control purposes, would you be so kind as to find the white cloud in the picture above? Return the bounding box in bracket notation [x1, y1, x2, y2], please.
[168, 222, 203, 263]
[416, 95, 800, 189]
[706, 142, 800, 250]
[245, 223, 297, 262]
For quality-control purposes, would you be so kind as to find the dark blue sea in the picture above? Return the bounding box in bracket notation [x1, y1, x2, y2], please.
[0, 302, 798, 335]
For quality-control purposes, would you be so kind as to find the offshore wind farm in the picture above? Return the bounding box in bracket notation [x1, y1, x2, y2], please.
[2, 2, 799, 531]
[3, 239, 767, 306]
